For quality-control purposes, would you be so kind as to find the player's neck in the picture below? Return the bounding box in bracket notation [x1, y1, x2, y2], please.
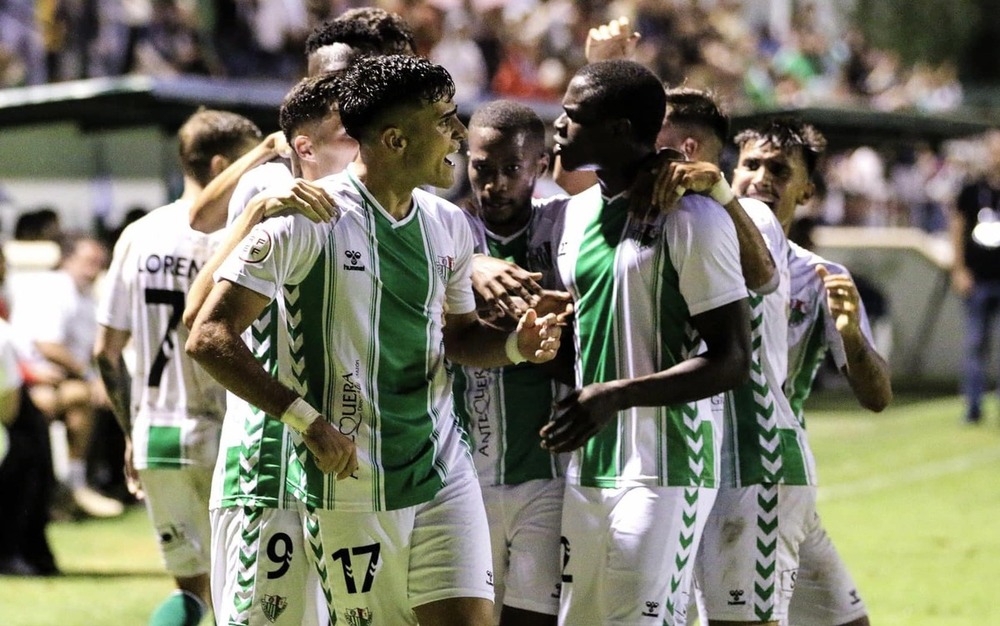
[597, 147, 655, 198]
[179, 177, 203, 203]
[356, 164, 414, 220]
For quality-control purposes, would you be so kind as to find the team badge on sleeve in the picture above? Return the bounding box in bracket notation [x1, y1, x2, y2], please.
[240, 227, 273, 264]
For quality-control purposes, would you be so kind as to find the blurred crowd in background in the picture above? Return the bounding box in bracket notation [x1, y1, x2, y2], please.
[1, 0, 964, 113]
[0, 0, 991, 234]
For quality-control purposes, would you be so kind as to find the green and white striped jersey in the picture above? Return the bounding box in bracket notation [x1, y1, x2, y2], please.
[784, 242, 875, 423]
[555, 185, 747, 489]
[719, 199, 815, 487]
[216, 168, 476, 512]
[452, 197, 570, 486]
[96, 200, 226, 470]
[211, 163, 305, 511]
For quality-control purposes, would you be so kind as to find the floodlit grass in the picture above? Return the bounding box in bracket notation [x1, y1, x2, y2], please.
[1, 392, 997, 625]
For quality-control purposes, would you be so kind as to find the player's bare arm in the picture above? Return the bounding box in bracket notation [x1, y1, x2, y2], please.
[541, 298, 751, 452]
[443, 306, 569, 369]
[182, 179, 337, 328]
[93, 325, 143, 495]
[816, 265, 892, 412]
[93, 326, 133, 433]
[649, 159, 778, 294]
[189, 131, 292, 233]
[186, 279, 357, 478]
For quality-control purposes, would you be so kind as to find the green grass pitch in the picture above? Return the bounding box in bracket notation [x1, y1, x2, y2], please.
[1, 392, 997, 625]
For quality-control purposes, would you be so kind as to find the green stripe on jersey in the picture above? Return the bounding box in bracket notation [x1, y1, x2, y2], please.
[785, 309, 828, 425]
[574, 198, 628, 482]
[371, 205, 444, 507]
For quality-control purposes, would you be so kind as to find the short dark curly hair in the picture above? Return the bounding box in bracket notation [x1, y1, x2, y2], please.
[338, 55, 455, 141]
[305, 7, 415, 56]
[469, 100, 545, 148]
[279, 72, 345, 141]
[734, 117, 827, 176]
[573, 60, 666, 146]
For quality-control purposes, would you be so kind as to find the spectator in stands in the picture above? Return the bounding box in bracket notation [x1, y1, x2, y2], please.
[949, 129, 1000, 424]
[0, 243, 59, 576]
[10, 234, 123, 518]
[14, 208, 63, 244]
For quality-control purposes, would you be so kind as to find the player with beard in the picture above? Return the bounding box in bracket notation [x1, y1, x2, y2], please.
[731, 118, 891, 626]
[455, 100, 573, 626]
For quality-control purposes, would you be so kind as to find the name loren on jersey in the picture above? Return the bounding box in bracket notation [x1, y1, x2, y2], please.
[136, 254, 205, 278]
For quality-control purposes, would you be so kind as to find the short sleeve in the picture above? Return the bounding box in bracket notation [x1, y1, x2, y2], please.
[215, 213, 324, 300]
[95, 223, 135, 331]
[667, 196, 748, 316]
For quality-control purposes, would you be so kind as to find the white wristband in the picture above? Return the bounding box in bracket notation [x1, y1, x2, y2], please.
[709, 178, 735, 206]
[281, 397, 321, 433]
[505, 331, 526, 365]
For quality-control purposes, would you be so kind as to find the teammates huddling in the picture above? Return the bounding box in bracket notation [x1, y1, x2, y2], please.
[100, 7, 891, 626]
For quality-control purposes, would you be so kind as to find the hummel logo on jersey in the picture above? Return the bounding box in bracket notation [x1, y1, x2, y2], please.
[260, 594, 288, 623]
[641, 600, 660, 617]
[849, 589, 862, 605]
[728, 589, 746, 605]
[486, 570, 494, 586]
[557, 240, 569, 256]
[344, 250, 365, 271]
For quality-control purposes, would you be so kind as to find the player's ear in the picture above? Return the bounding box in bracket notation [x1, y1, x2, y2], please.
[293, 134, 314, 162]
[536, 151, 551, 177]
[681, 137, 699, 161]
[208, 154, 231, 178]
[381, 127, 407, 153]
[798, 180, 816, 205]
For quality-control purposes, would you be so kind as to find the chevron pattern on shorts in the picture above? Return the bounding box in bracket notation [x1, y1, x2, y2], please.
[226, 506, 264, 625]
[665, 487, 699, 624]
[304, 507, 336, 623]
[753, 484, 779, 622]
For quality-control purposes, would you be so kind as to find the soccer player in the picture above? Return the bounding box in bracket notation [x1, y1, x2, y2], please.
[455, 99, 573, 626]
[187, 7, 416, 234]
[178, 74, 348, 626]
[539, 59, 751, 626]
[186, 55, 565, 626]
[731, 117, 891, 626]
[93, 109, 263, 626]
[656, 90, 812, 626]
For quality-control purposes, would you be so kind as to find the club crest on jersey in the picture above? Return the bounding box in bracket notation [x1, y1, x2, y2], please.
[343, 607, 373, 626]
[240, 228, 272, 264]
[260, 594, 288, 622]
[789, 297, 810, 327]
[436, 255, 455, 280]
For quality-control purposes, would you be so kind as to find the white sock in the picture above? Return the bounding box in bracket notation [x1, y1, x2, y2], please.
[68, 459, 86, 489]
